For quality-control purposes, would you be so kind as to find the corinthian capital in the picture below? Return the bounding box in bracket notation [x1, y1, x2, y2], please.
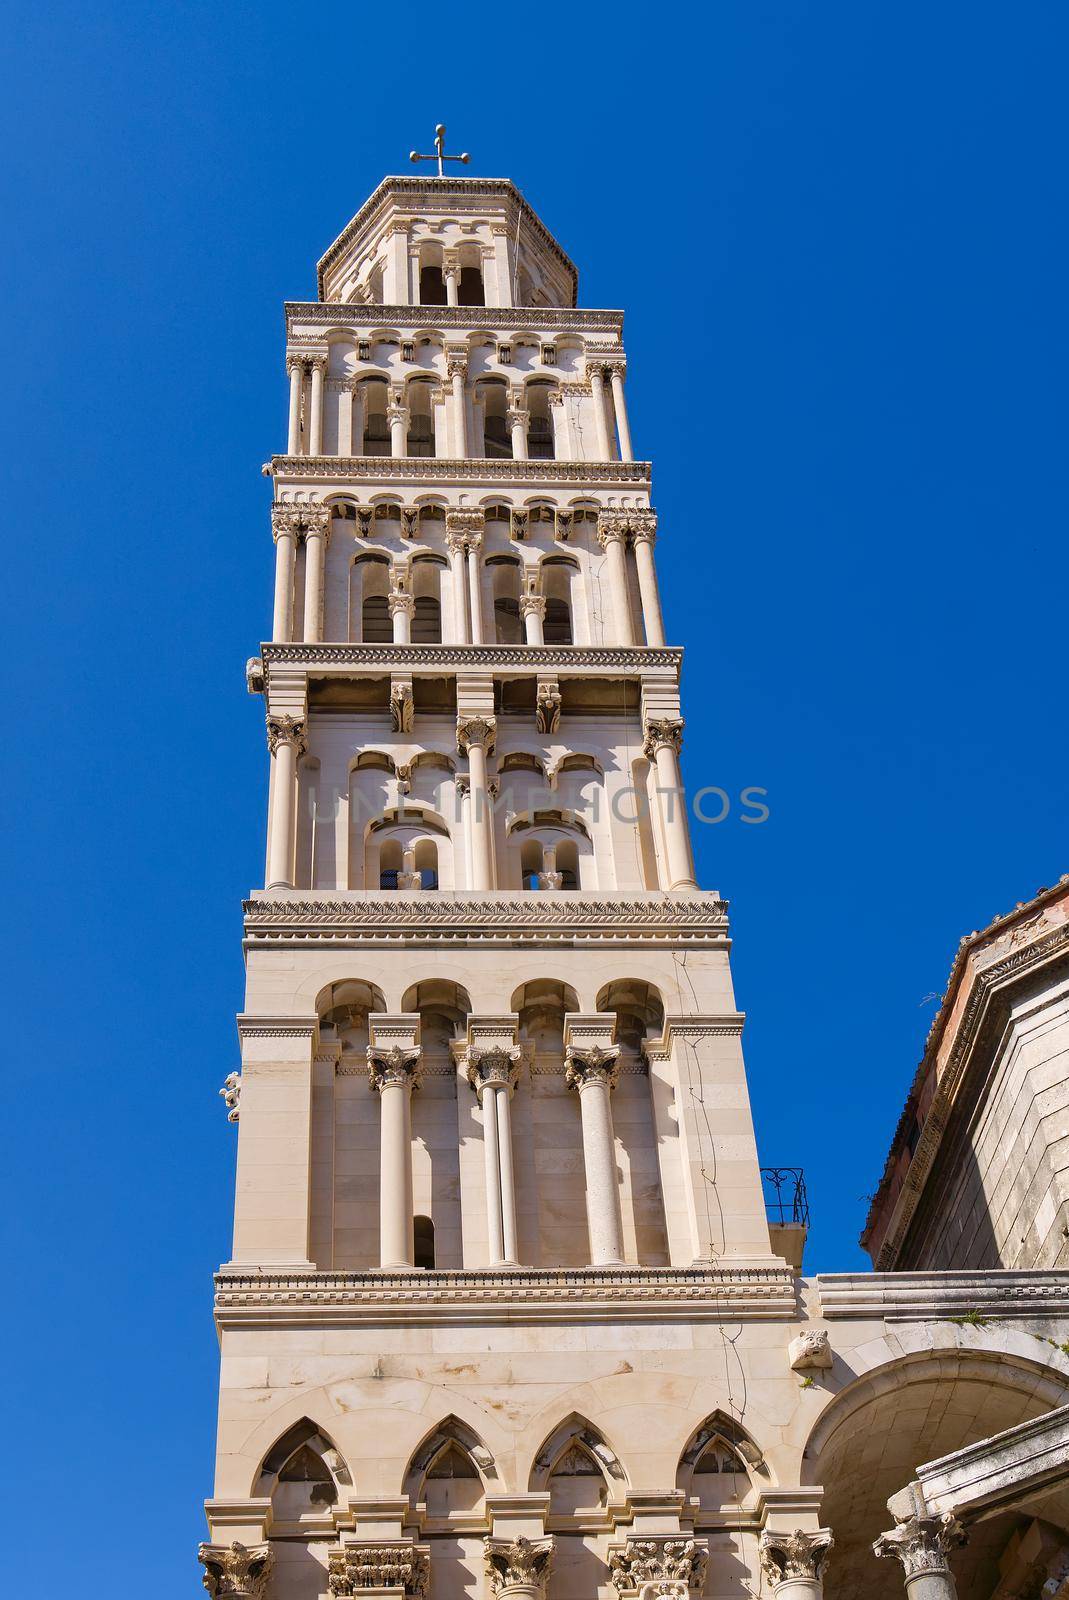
[272, 502, 330, 540]
[565, 1043, 621, 1091]
[266, 715, 307, 756]
[366, 1044, 423, 1093]
[388, 590, 416, 617]
[328, 1543, 429, 1598]
[642, 717, 684, 760]
[445, 343, 469, 378]
[466, 1045, 522, 1098]
[457, 714, 497, 755]
[198, 1541, 273, 1600]
[758, 1529, 834, 1586]
[446, 507, 485, 545]
[609, 1538, 708, 1597]
[873, 1515, 965, 1579]
[485, 1536, 555, 1597]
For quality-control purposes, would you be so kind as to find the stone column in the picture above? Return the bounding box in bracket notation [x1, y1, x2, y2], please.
[389, 588, 415, 645]
[199, 1541, 274, 1600]
[874, 1516, 966, 1600]
[302, 519, 329, 643]
[265, 715, 306, 889]
[367, 1018, 423, 1270]
[388, 393, 409, 457]
[485, 1536, 555, 1600]
[643, 718, 697, 891]
[759, 1530, 834, 1600]
[597, 520, 636, 645]
[271, 507, 298, 642]
[444, 248, 460, 306]
[631, 516, 666, 646]
[588, 365, 613, 459]
[447, 531, 471, 643]
[508, 401, 529, 460]
[467, 1043, 522, 1266]
[608, 1535, 708, 1600]
[466, 533, 485, 644]
[606, 358, 633, 461]
[520, 593, 546, 645]
[286, 358, 304, 455]
[446, 347, 468, 456]
[308, 356, 326, 455]
[458, 716, 497, 891]
[564, 1019, 624, 1266]
[350, 381, 365, 456]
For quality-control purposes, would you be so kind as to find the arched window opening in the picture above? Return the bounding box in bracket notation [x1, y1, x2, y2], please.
[413, 595, 441, 644]
[526, 386, 555, 459]
[414, 1213, 436, 1269]
[363, 381, 390, 456]
[480, 381, 511, 459]
[548, 1442, 607, 1514]
[458, 264, 485, 306]
[379, 836, 402, 890]
[596, 980, 665, 1051]
[407, 383, 435, 457]
[420, 264, 447, 306]
[544, 598, 572, 645]
[556, 838, 579, 890]
[521, 837, 543, 891]
[494, 596, 521, 645]
[414, 837, 439, 890]
[361, 593, 391, 643]
[542, 560, 574, 644]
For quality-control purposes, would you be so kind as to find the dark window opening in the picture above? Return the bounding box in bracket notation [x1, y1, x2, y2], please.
[420, 266, 447, 305]
[412, 595, 442, 644]
[484, 414, 512, 459]
[457, 267, 485, 306]
[414, 1213, 435, 1269]
[543, 597, 572, 645]
[407, 413, 435, 457]
[528, 415, 554, 460]
[361, 594, 392, 643]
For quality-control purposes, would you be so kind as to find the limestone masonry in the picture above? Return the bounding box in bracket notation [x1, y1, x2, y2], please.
[200, 172, 1069, 1600]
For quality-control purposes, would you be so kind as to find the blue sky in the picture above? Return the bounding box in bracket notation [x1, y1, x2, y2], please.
[3, 1, 1066, 1592]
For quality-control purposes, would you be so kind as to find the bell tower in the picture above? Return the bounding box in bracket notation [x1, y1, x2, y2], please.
[203, 162, 790, 1600]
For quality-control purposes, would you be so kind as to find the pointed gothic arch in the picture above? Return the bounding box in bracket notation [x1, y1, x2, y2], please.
[527, 1413, 628, 1495]
[253, 1416, 353, 1501]
[403, 1415, 500, 1504]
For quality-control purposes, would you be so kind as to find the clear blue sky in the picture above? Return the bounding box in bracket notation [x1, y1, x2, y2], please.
[3, 2, 1066, 1592]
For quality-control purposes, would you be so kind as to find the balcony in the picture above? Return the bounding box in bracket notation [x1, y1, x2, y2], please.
[762, 1166, 809, 1271]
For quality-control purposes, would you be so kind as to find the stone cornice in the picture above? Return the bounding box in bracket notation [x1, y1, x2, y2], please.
[258, 641, 681, 679]
[289, 302, 620, 334]
[214, 1263, 797, 1327]
[816, 1268, 1069, 1320]
[242, 891, 729, 948]
[269, 455, 650, 485]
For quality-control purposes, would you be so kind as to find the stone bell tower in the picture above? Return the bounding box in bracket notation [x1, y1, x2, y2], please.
[201, 162, 800, 1600]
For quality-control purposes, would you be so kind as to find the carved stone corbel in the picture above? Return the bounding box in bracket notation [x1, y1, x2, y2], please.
[391, 679, 414, 733]
[535, 679, 562, 735]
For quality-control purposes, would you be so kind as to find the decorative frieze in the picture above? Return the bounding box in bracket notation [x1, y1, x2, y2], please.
[259, 642, 682, 673]
[328, 1543, 429, 1598]
[198, 1541, 273, 1600]
[270, 455, 650, 484]
[609, 1538, 708, 1597]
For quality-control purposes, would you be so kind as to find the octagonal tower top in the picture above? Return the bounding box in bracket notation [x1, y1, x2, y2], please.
[316, 176, 579, 310]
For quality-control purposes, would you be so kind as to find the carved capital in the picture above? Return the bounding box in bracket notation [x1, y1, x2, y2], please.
[329, 1543, 429, 1598]
[446, 507, 486, 543]
[759, 1529, 834, 1587]
[458, 714, 497, 756]
[286, 354, 307, 378]
[535, 679, 562, 735]
[199, 1542, 273, 1600]
[565, 1043, 621, 1091]
[603, 357, 627, 380]
[485, 1536, 555, 1597]
[445, 343, 469, 378]
[219, 1072, 241, 1123]
[388, 590, 416, 617]
[443, 247, 461, 274]
[596, 521, 629, 551]
[609, 1538, 708, 1597]
[272, 502, 330, 542]
[366, 1044, 423, 1094]
[642, 717, 684, 760]
[466, 1045, 522, 1098]
[519, 594, 547, 620]
[507, 407, 530, 429]
[266, 715, 307, 756]
[386, 403, 409, 427]
[308, 354, 328, 376]
[873, 1515, 965, 1579]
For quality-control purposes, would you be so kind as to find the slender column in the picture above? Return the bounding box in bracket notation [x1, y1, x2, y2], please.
[337, 379, 353, 455]
[308, 357, 326, 455]
[597, 523, 635, 645]
[271, 510, 298, 642]
[447, 532, 471, 643]
[199, 1541, 274, 1600]
[466, 535, 485, 644]
[520, 592, 546, 645]
[643, 718, 697, 891]
[588, 366, 613, 459]
[367, 1028, 423, 1270]
[759, 1530, 834, 1600]
[874, 1516, 965, 1600]
[508, 402, 529, 461]
[446, 348, 468, 456]
[631, 517, 665, 646]
[467, 1045, 521, 1266]
[458, 716, 497, 891]
[606, 359, 633, 461]
[565, 1037, 624, 1265]
[351, 382, 365, 456]
[389, 589, 415, 645]
[485, 1536, 555, 1600]
[388, 394, 409, 457]
[265, 715, 306, 889]
[286, 359, 304, 455]
[444, 249, 460, 306]
[302, 522, 329, 643]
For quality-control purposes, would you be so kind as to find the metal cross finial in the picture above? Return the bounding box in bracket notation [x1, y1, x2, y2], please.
[409, 124, 470, 178]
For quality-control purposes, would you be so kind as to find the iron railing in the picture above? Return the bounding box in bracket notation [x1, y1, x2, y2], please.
[761, 1167, 810, 1227]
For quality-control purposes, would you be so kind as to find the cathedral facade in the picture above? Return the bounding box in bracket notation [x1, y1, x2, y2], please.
[201, 169, 1069, 1600]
